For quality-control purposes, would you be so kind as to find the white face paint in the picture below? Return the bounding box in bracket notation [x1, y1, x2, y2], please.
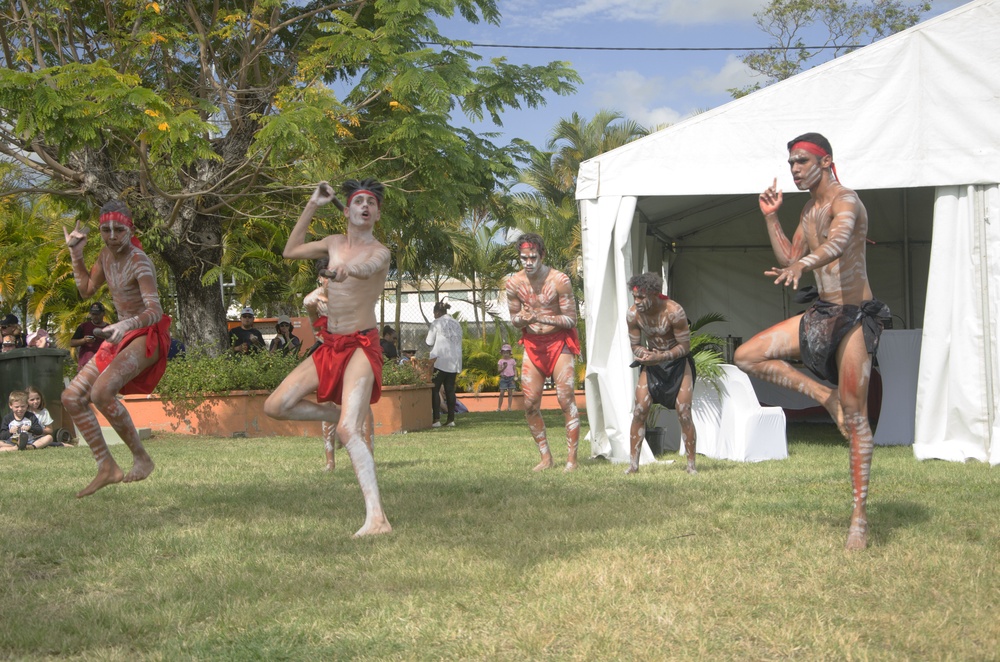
[519, 248, 541, 276]
[99, 221, 132, 254]
[788, 149, 825, 191]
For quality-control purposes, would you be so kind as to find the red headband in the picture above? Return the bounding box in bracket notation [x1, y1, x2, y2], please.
[519, 242, 537, 251]
[99, 211, 142, 248]
[347, 189, 381, 208]
[790, 141, 839, 182]
[631, 286, 669, 300]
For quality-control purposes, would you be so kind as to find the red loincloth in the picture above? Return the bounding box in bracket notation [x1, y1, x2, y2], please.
[520, 328, 580, 378]
[93, 315, 172, 395]
[311, 327, 383, 405]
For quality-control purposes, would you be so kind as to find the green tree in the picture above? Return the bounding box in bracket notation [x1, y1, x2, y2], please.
[0, 0, 578, 351]
[731, 0, 930, 97]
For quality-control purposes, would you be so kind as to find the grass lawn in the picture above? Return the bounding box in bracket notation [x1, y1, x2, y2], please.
[1, 412, 997, 660]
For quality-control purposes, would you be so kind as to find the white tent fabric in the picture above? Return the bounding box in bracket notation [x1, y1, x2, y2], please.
[577, 0, 1000, 464]
[914, 186, 1000, 464]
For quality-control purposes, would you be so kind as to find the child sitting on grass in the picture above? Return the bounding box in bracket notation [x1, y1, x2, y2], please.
[1, 390, 48, 451]
[25, 386, 59, 449]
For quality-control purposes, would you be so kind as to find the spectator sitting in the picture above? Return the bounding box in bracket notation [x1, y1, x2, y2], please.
[0, 390, 47, 451]
[400, 349, 417, 364]
[25, 385, 59, 449]
[269, 315, 302, 355]
[2, 335, 16, 353]
[380, 325, 398, 360]
[70, 303, 108, 368]
[229, 306, 265, 354]
[26, 328, 52, 348]
[0, 314, 25, 349]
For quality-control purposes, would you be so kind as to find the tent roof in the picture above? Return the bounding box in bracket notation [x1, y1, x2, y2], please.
[577, 0, 1000, 206]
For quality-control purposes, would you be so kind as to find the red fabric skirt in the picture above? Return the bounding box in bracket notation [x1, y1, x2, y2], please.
[521, 328, 580, 378]
[94, 315, 172, 395]
[311, 327, 383, 405]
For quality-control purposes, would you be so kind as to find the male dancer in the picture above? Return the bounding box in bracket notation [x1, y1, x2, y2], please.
[506, 233, 581, 472]
[626, 273, 697, 475]
[264, 180, 391, 537]
[302, 258, 375, 472]
[734, 132, 888, 550]
[62, 201, 171, 497]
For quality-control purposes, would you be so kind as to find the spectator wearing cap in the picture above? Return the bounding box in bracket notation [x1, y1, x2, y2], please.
[269, 315, 302, 355]
[229, 306, 265, 354]
[1, 314, 25, 349]
[26, 328, 52, 348]
[70, 304, 109, 368]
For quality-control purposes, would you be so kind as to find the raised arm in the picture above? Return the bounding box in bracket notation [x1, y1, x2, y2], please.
[760, 178, 809, 267]
[283, 183, 336, 260]
[64, 220, 106, 298]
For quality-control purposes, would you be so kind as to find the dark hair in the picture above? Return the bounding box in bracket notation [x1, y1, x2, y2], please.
[100, 200, 133, 219]
[787, 132, 833, 156]
[515, 232, 545, 257]
[627, 272, 663, 295]
[433, 301, 451, 316]
[342, 178, 385, 205]
[382, 325, 395, 337]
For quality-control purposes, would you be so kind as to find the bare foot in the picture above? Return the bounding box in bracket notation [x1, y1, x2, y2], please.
[845, 515, 868, 551]
[686, 460, 698, 475]
[77, 463, 125, 498]
[324, 461, 334, 472]
[624, 464, 639, 475]
[123, 455, 155, 484]
[564, 461, 577, 473]
[353, 518, 392, 538]
[532, 457, 554, 472]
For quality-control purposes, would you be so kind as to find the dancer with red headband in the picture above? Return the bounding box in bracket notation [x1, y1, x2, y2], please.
[264, 180, 392, 538]
[62, 201, 171, 497]
[625, 272, 697, 475]
[506, 232, 581, 471]
[734, 133, 889, 550]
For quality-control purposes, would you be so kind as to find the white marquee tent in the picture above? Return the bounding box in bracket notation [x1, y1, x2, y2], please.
[577, 0, 1000, 466]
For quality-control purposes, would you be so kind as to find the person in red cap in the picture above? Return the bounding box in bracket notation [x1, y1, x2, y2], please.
[734, 132, 889, 551]
[626, 272, 697, 475]
[506, 232, 581, 472]
[61, 200, 171, 498]
[264, 179, 391, 538]
[70, 302, 108, 368]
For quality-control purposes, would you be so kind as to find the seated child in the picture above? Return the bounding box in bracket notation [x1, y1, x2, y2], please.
[0, 390, 46, 451]
[25, 385, 58, 449]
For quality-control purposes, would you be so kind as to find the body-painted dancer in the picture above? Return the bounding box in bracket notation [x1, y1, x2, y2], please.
[626, 273, 697, 475]
[506, 233, 581, 472]
[264, 180, 391, 537]
[62, 201, 171, 497]
[302, 258, 375, 473]
[734, 133, 888, 551]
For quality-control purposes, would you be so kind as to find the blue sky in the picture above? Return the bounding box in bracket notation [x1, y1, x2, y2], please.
[441, 0, 965, 151]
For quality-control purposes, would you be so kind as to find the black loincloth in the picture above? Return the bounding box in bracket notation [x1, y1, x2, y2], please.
[631, 354, 697, 410]
[799, 299, 890, 384]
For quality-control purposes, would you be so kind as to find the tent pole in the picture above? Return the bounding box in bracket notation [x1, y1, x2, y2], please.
[974, 186, 995, 451]
[902, 191, 913, 328]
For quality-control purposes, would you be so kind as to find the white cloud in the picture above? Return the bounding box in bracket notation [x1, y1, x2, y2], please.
[590, 70, 686, 129]
[684, 54, 760, 97]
